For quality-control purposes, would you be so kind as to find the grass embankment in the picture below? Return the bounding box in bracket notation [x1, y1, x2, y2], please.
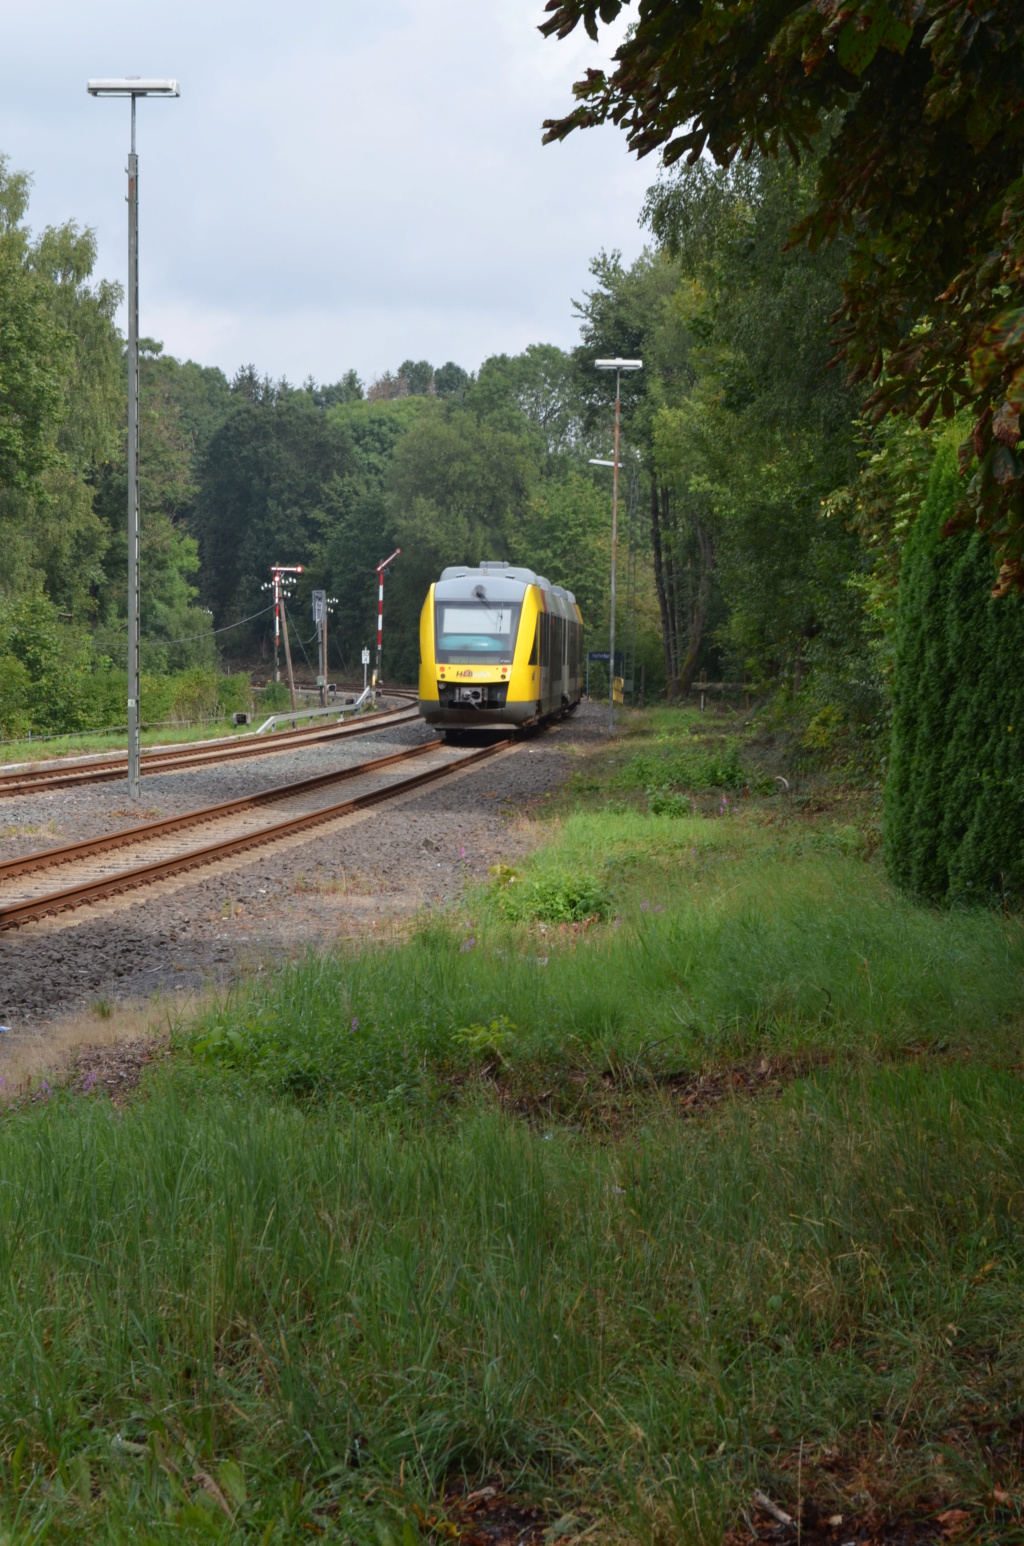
[1, 707, 1023, 1543]
[0, 719, 255, 766]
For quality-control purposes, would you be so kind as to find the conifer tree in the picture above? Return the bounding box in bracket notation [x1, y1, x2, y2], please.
[885, 435, 1024, 904]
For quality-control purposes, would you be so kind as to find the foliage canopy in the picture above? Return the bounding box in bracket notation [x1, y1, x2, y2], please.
[541, 0, 1024, 590]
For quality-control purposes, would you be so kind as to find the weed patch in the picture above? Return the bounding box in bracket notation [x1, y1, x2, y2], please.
[490, 863, 610, 923]
[618, 738, 747, 792]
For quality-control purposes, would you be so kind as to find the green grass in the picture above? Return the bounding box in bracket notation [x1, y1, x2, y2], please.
[1, 709, 1024, 1542]
[0, 719, 253, 766]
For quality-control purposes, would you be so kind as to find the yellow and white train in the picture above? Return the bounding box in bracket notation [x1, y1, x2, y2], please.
[418, 561, 584, 733]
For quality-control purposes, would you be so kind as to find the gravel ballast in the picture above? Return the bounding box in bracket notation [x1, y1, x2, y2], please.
[0, 704, 607, 1039]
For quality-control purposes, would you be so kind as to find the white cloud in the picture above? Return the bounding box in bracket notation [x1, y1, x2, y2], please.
[0, 0, 653, 382]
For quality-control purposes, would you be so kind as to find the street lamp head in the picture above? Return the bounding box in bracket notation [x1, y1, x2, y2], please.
[595, 358, 643, 371]
[88, 78, 180, 96]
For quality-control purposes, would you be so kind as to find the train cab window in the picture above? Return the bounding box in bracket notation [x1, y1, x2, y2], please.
[529, 621, 538, 665]
[434, 603, 521, 664]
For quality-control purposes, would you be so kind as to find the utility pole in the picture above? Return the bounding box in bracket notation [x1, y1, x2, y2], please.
[88, 77, 179, 799]
[374, 548, 402, 698]
[265, 563, 302, 699]
[594, 359, 642, 734]
[279, 591, 297, 711]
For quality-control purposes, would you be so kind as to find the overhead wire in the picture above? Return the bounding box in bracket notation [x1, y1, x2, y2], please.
[95, 603, 275, 653]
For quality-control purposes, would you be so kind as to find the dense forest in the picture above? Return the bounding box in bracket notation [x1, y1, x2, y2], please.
[0, 138, 991, 774]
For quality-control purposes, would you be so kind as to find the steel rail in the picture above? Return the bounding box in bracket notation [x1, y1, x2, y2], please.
[0, 739, 438, 883]
[0, 738, 511, 930]
[0, 700, 419, 798]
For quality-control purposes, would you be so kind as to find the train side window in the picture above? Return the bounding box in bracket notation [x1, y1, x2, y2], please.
[529, 621, 538, 665]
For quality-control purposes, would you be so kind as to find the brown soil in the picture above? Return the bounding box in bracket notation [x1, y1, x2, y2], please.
[70, 1035, 166, 1104]
[416, 1484, 569, 1545]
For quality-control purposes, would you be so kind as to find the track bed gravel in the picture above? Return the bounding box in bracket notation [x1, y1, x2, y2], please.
[0, 704, 606, 1042]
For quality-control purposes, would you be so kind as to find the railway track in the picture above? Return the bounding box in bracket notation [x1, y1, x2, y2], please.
[0, 696, 419, 798]
[0, 734, 511, 930]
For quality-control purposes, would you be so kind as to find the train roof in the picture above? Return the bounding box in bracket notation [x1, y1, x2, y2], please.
[436, 561, 576, 610]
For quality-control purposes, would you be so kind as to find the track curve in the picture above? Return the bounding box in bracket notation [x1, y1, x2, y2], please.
[0, 734, 511, 930]
[0, 696, 419, 798]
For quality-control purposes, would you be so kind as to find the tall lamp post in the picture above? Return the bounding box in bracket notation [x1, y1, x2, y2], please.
[88, 77, 179, 800]
[593, 358, 642, 733]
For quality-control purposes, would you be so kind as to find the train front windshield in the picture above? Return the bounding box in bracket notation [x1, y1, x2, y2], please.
[435, 602, 521, 663]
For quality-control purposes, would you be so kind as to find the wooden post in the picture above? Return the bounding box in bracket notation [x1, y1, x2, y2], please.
[280, 593, 297, 712]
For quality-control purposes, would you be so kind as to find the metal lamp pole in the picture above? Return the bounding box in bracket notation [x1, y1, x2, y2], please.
[592, 357, 641, 733]
[88, 78, 179, 800]
[89, 75, 179, 797]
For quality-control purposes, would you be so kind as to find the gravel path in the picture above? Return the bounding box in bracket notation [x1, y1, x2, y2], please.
[0, 703, 607, 1041]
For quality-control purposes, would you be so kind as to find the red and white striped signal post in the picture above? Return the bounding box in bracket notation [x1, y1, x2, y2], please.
[374, 548, 401, 697]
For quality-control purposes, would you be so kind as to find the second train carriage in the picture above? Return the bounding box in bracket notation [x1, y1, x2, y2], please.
[418, 561, 584, 732]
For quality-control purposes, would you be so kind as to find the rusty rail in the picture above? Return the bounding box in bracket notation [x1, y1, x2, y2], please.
[0, 697, 419, 798]
[0, 737, 510, 929]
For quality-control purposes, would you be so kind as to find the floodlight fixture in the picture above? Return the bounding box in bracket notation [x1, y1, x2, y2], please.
[588, 458, 615, 467]
[595, 358, 643, 371]
[87, 78, 179, 96]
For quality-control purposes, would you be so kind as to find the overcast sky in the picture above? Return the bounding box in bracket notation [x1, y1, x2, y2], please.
[0, 0, 652, 386]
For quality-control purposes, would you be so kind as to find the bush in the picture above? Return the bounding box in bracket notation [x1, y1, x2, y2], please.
[0, 594, 91, 733]
[216, 673, 252, 717]
[169, 668, 220, 724]
[647, 788, 694, 818]
[493, 867, 609, 923]
[0, 654, 33, 737]
[885, 433, 1024, 905]
[256, 681, 293, 712]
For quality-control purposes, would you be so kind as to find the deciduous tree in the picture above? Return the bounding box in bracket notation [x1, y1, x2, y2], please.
[540, 0, 1024, 590]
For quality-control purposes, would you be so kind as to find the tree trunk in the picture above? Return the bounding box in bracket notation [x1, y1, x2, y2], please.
[677, 515, 716, 695]
[649, 478, 676, 695]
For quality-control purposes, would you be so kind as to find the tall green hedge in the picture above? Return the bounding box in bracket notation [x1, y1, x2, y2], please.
[885, 435, 1024, 904]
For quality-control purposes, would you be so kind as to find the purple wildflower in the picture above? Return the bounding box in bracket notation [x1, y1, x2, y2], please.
[350, 1016, 359, 1033]
[640, 901, 650, 911]
[460, 937, 477, 952]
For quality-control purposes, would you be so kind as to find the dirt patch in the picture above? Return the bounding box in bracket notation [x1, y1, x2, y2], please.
[416, 1484, 571, 1545]
[70, 1036, 164, 1104]
[652, 1052, 831, 1112]
[453, 1052, 832, 1136]
[725, 1494, 1010, 1544]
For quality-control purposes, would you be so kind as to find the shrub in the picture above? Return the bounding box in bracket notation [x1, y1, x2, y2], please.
[494, 867, 609, 923]
[885, 433, 1024, 904]
[0, 654, 33, 737]
[169, 668, 220, 724]
[257, 681, 293, 712]
[0, 594, 90, 733]
[216, 673, 252, 717]
[647, 788, 693, 818]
